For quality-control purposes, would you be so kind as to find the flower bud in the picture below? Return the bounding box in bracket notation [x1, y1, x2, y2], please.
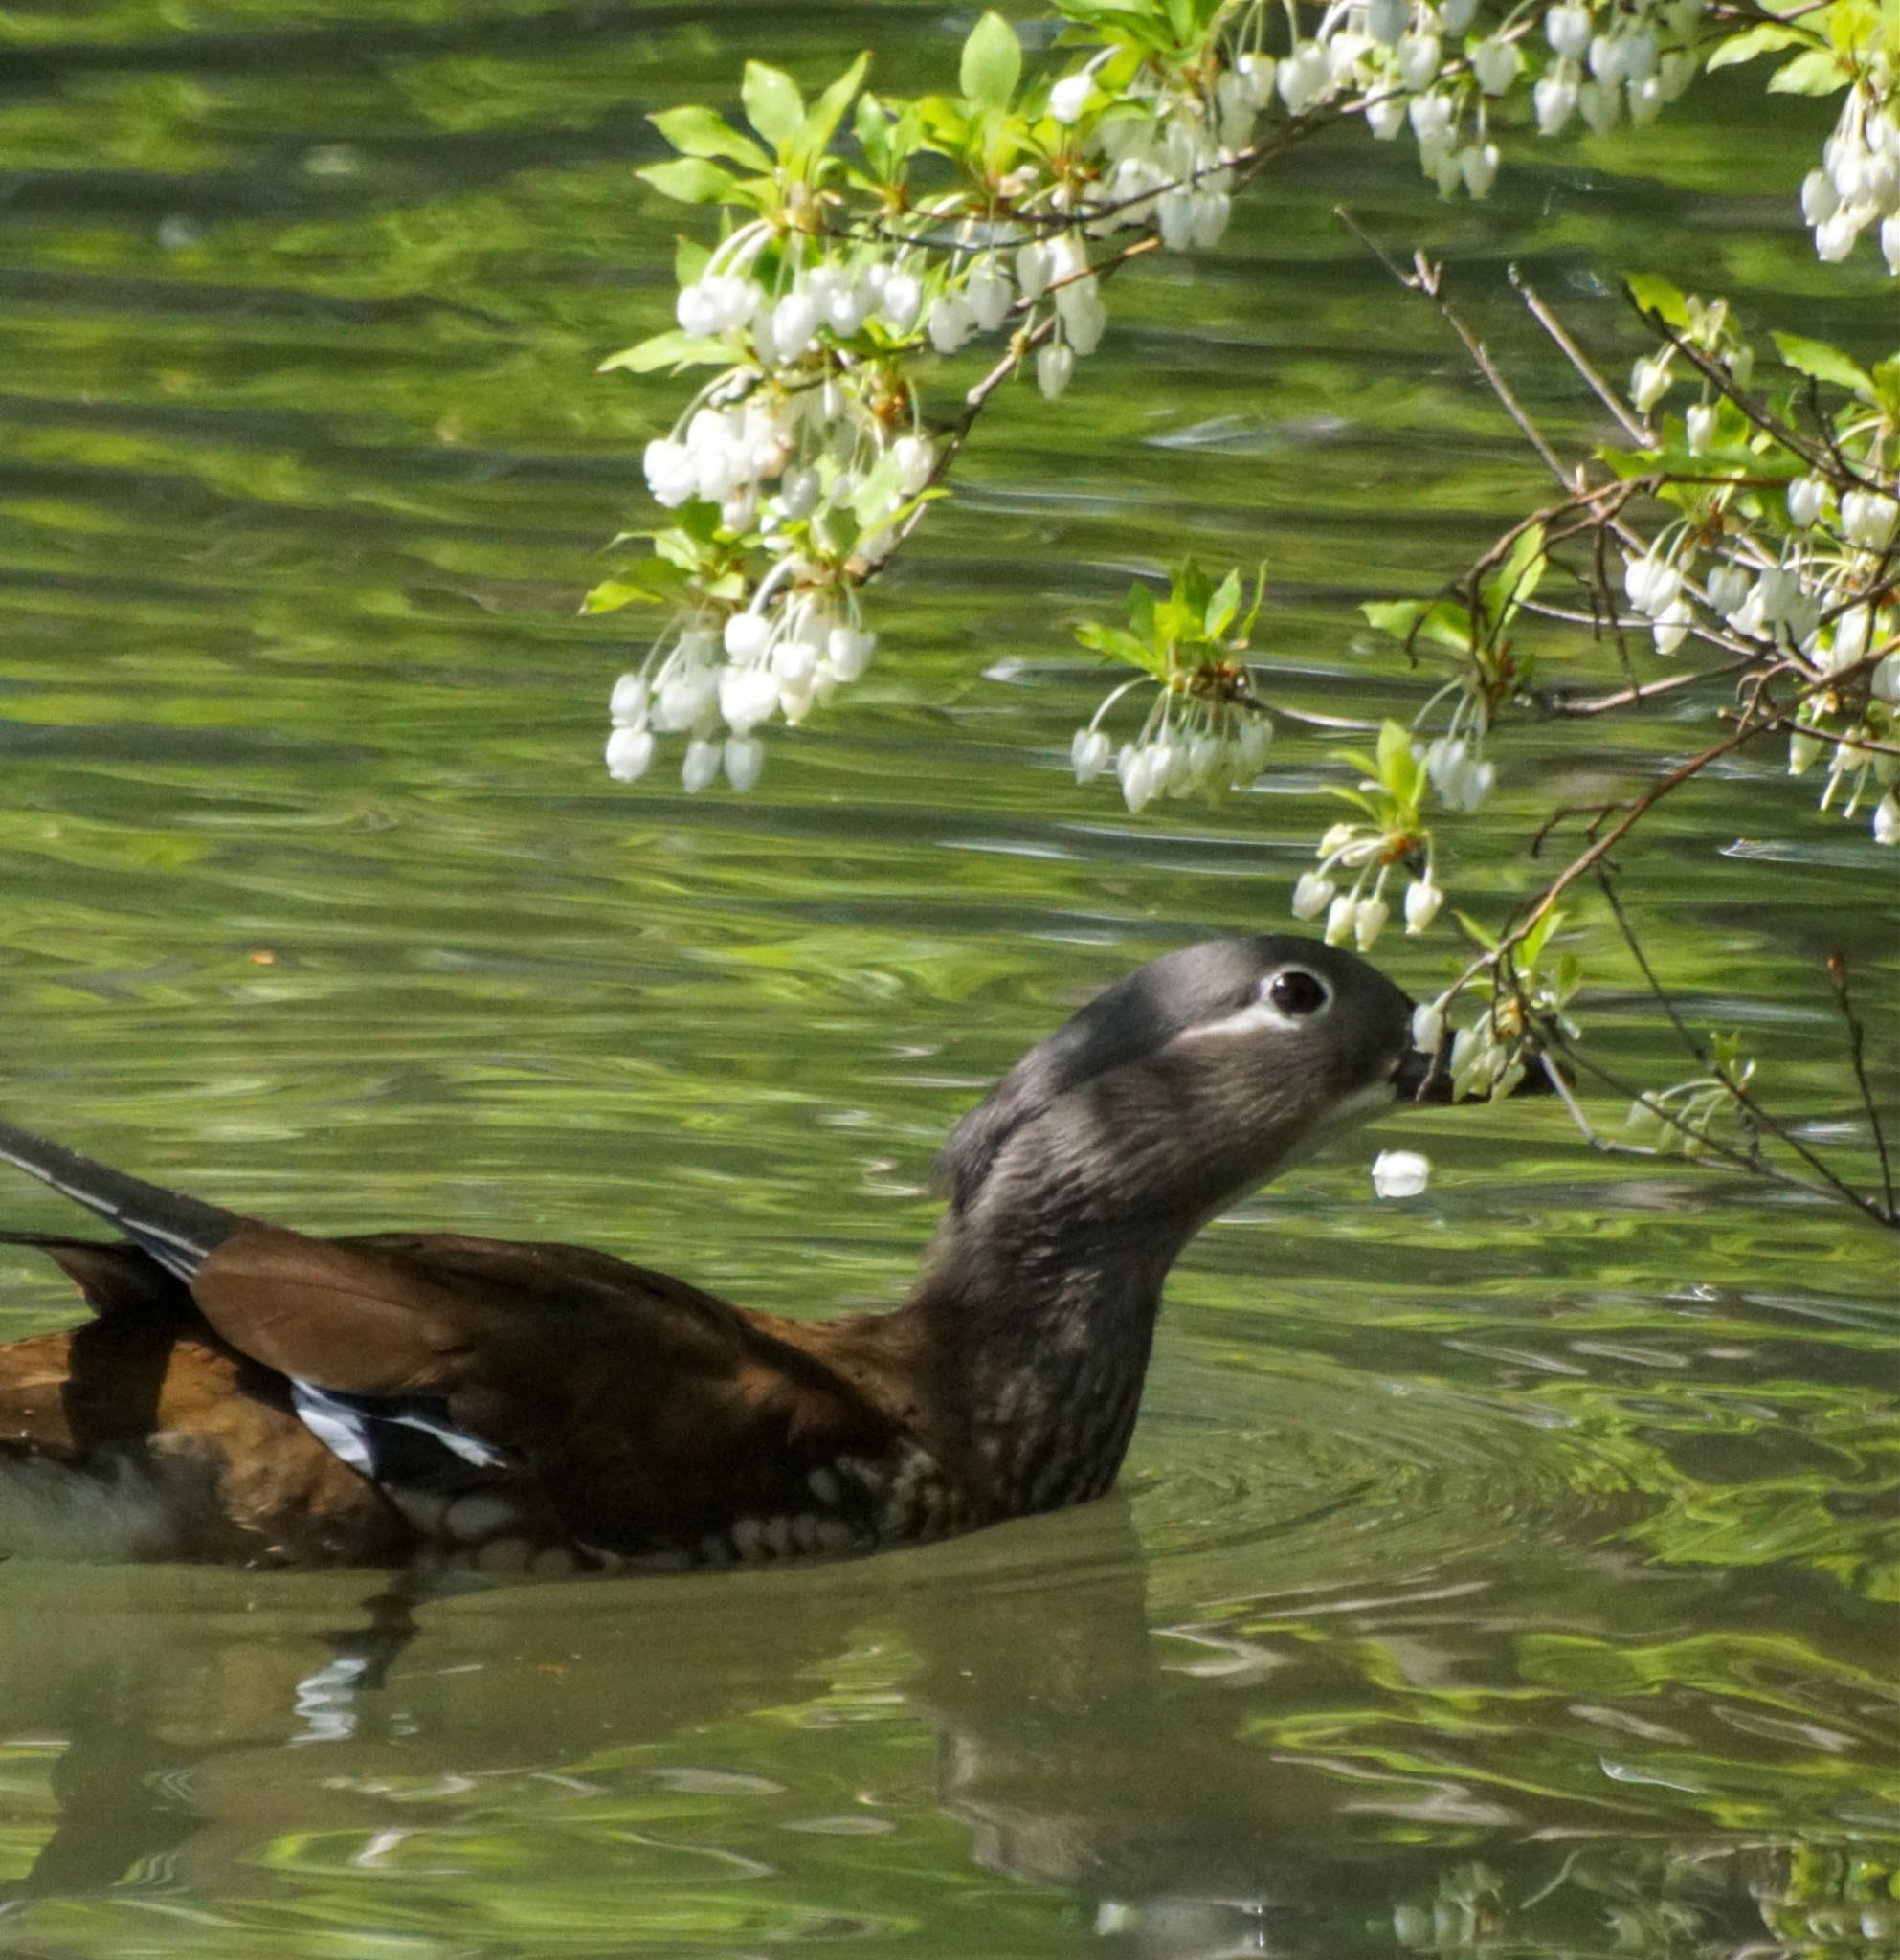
[604, 726, 654, 783]
[1404, 878, 1443, 933]
[1038, 339, 1075, 400]
[1324, 893, 1359, 946]
[1545, 5, 1591, 58]
[1292, 871, 1336, 920]
[1875, 794, 1900, 846]
[1048, 71, 1093, 123]
[1410, 1000, 1445, 1052]
[723, 736, 764, 791]
[827, 626, 876, 681]
[1787, 476, 1827, 528]
[610, 674, 650, 728]
[1353, 896, 1390, 950]
[681, 738, 722, 793]
[1685, 402, 1716, 452]
[1071, 727, 1111, 783]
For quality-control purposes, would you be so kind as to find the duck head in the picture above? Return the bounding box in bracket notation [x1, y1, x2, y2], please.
[936, 935, 1459, 1254]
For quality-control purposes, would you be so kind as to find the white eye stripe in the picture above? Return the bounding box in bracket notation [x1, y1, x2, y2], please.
[1176, 996, 1308, 1041]
[1176, 969, 1332, 1043]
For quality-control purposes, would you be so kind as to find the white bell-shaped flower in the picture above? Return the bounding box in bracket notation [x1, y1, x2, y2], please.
[966, 257, 1013, 331]
[1545, 5, 1591, 58]
[1038, 339, 1075, 400]
[723, 736, 764, 791]
[1404, 878, 1443, 933]
[1071, 727, 1111, 783]
[1353, 896, 1391, 950]
[681, 738, 722, 793]
[604, 726, 655, 783]
[1534, 73, 1577, 136]
[827, 625, 876, 680]
[610, 674, 650, 728]
[882, 270, 923, 333]
[1291, 870, 1335, 919]
[718, 663, 781, 735]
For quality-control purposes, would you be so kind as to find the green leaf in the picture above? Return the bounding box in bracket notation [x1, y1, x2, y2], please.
[637, 157, 739, 205]
[855, 91, 887, 163]
[1074, 621, 1156, 670]
[580, 579, 650, 614]
[1362, 599, 1428, 640]
[797, 51, 871, 166]
[1767, 47, 1849, 94]
[674, 234, 711, 290]
[1204, 568, 1241, 639]
[1705, 22, 1810, 69]
[1519, 907, 1566, 969]
[961, 11, 1022, 110]
[1482, 523, 1546, 625]
[597, 329, 731, 374]
[648, 104, 772, 170]
[1772, 331, 1876, 400]
[742, 61, 805, 147]
[1452, 909, 1498, 952]
[1623, 273, 1691, 330]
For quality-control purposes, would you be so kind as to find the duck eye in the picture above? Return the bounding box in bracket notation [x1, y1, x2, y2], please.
[1268, 969, 1330, 1016]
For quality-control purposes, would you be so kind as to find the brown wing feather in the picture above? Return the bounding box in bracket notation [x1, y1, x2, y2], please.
[186, 1223, 920, 1555]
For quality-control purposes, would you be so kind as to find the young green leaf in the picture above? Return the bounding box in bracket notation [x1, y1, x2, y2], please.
[1772, 331, 1876, 401]
[742, 61, 805, 148]
[1766, 48, 1849, 95]
[797, 51, 872, 167]
[637, 157, 741, 205]
[961, 11, 1022, 110]
[1623, 273, 1692, 331]
[649, 104, 772, 171]
[598, 329, 733, 375]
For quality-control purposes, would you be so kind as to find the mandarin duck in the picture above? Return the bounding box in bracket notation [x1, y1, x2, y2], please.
[0, 936, 1505, 1573]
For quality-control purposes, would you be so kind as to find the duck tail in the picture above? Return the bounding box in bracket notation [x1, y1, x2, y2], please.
[0, 1125, 243, 1283]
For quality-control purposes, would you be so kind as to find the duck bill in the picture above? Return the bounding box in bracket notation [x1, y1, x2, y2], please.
[1391, 1037, 1456, 1104]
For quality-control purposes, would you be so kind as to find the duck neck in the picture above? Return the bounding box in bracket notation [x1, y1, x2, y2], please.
[902, 1194, 1195, 1521]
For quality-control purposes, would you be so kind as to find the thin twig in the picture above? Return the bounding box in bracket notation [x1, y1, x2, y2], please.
[1827, 952, 1896, 1223]
[1338, 214, 1572, 485]
[1509, 267, 1649, 445]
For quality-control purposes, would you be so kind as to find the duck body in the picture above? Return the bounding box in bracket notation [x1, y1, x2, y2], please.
[0, 936, 1459, 1571]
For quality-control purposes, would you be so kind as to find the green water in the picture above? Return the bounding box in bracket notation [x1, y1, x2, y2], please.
[0, 4, 1895, 1954]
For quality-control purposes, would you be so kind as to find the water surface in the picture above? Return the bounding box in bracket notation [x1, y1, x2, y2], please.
[0, 5, 1894, 1955]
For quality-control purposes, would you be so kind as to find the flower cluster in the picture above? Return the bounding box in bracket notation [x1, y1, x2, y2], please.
[1076, 700, 1275, 812]
[597, 3, 1752, 793]
[1340, 0, 1702, 197]
[1799, 54, 1900, 270]
[1611, 287, 1899, 846]
[1066, 561, 1276, 812]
